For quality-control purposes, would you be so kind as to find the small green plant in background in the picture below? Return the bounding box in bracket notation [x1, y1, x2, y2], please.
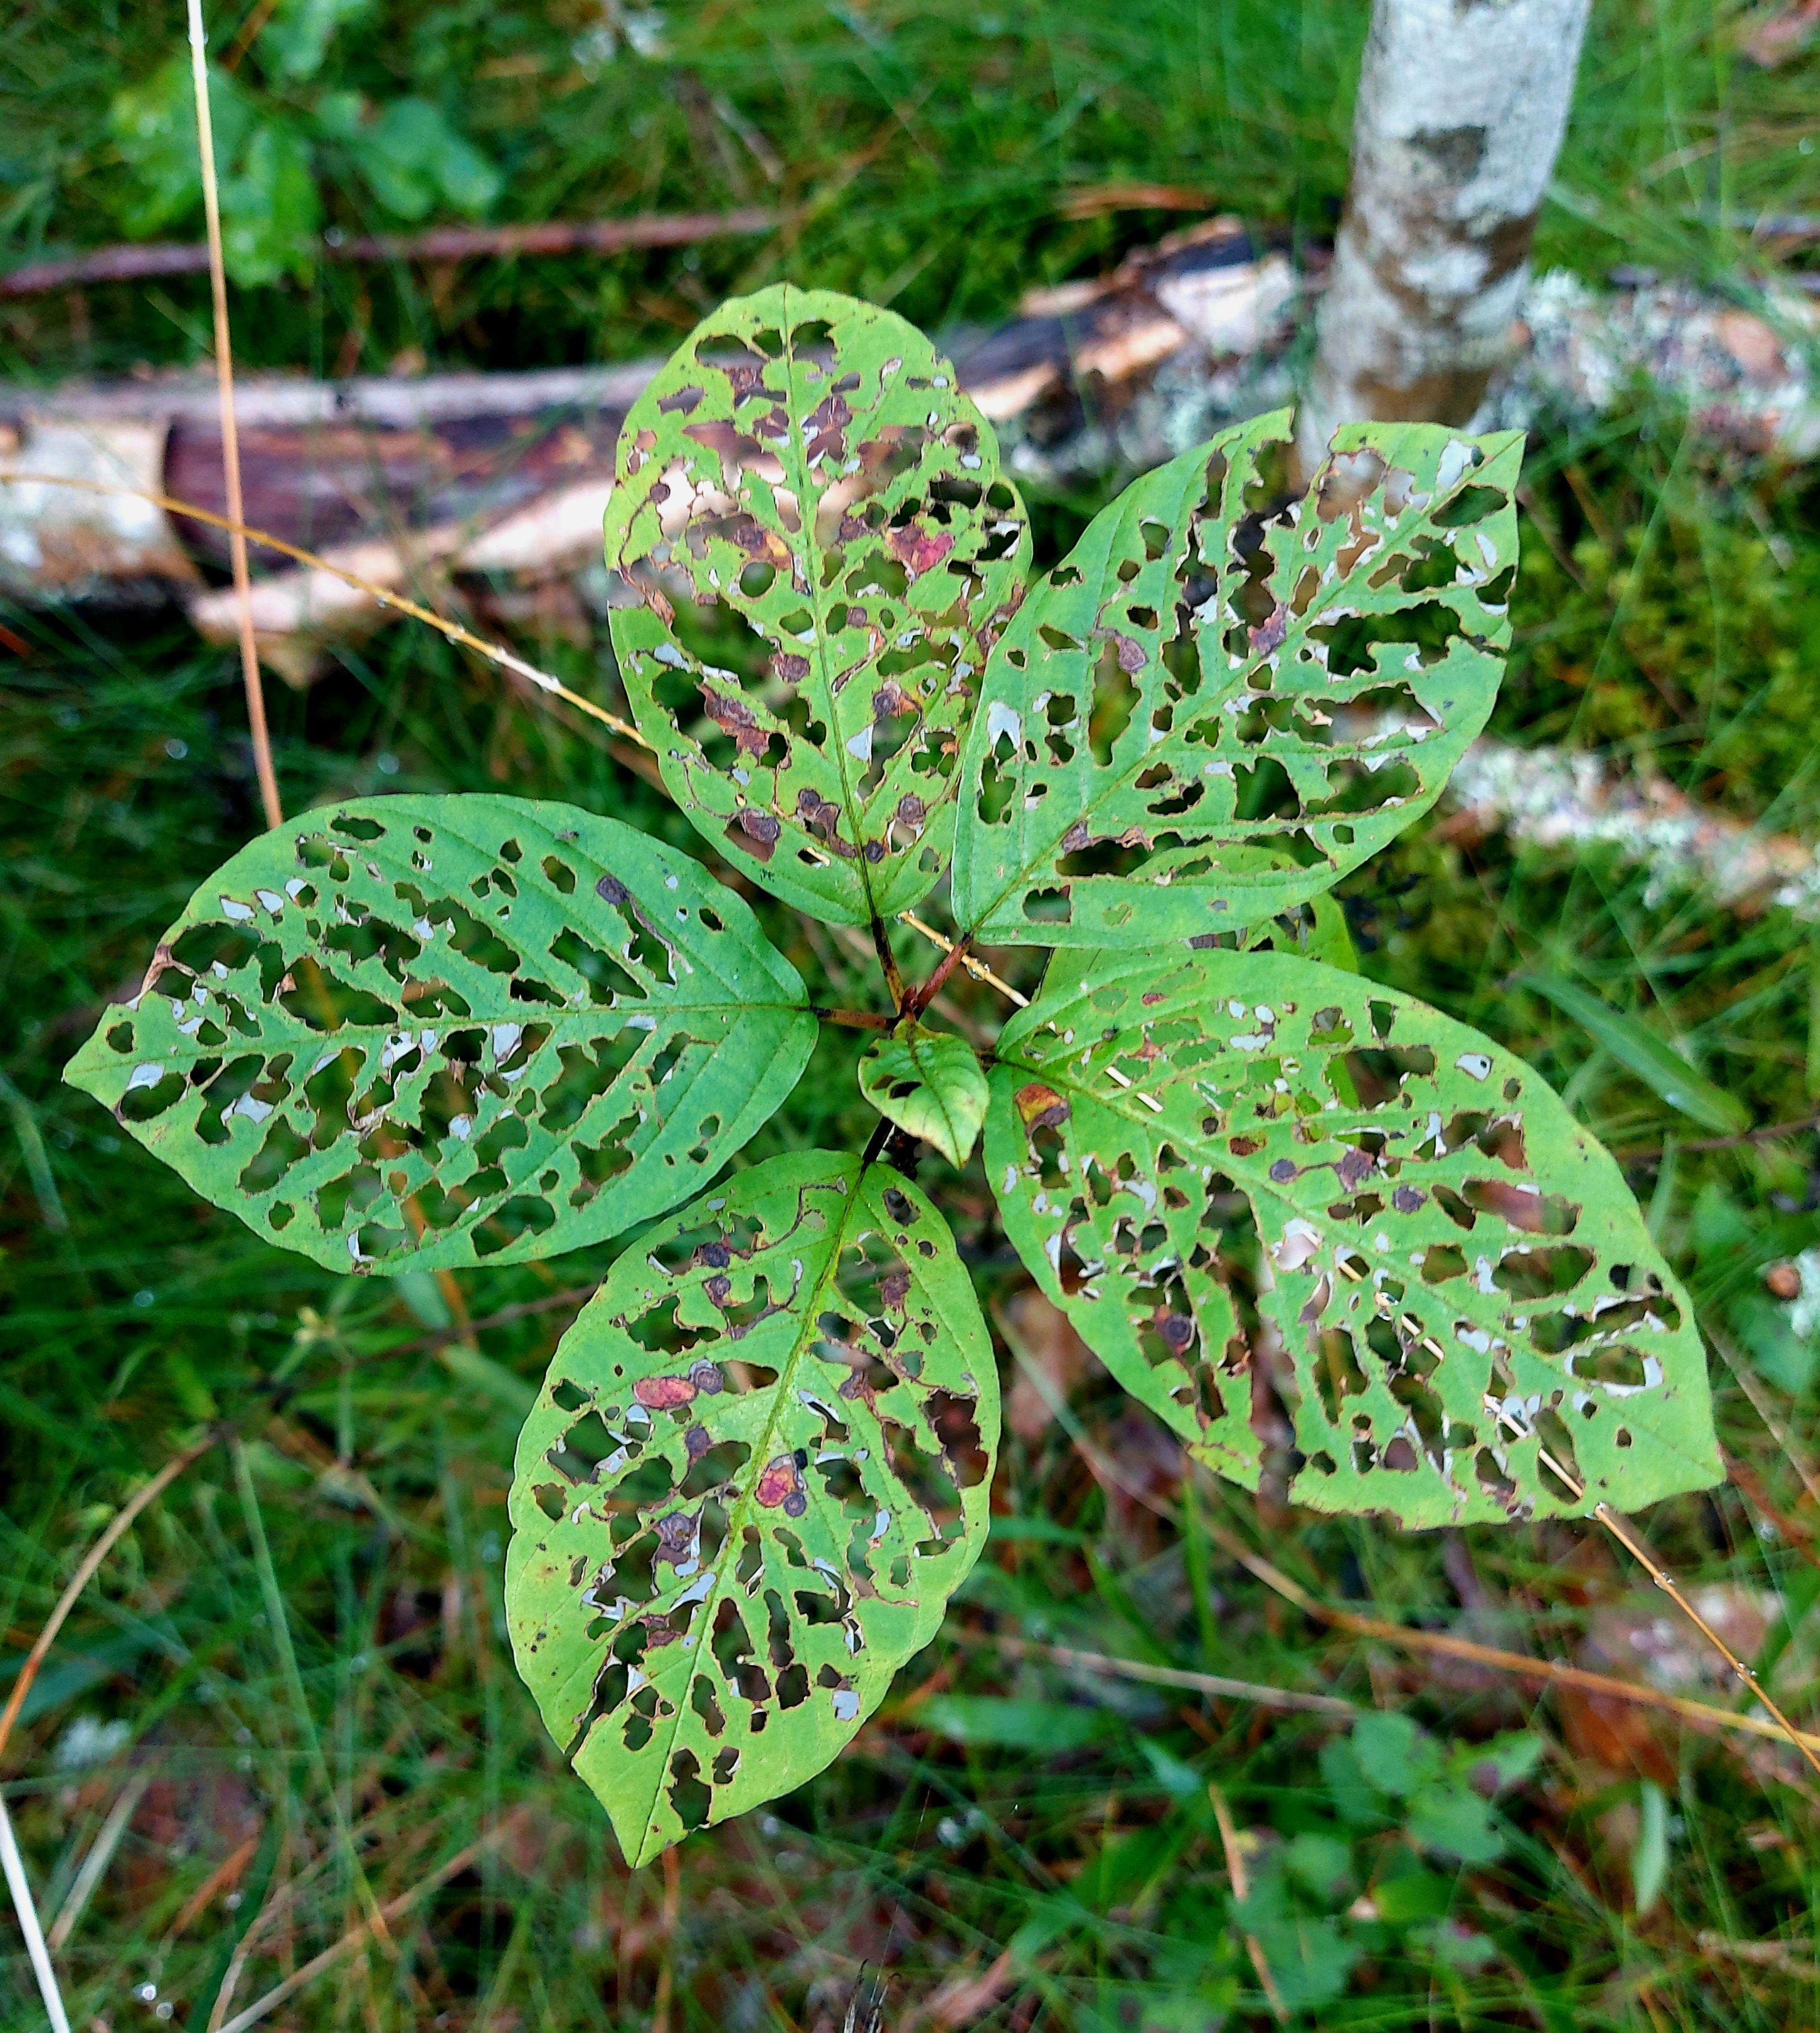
[107, 0, 499, 287]
[65, 285, 1721, 1869]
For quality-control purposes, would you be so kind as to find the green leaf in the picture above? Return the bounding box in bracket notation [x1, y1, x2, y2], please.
[107, 58, 249, 238]
[349, 98, 501, 220]
[219, 117, 321, 288]
[262, 0, 374, 81]
[1522, 973, 1747, 1135]
[857, 1025, 989, 1167]
[503, 1151, 998, 1864]
[605, 285, 1030, 927]
[1404, 1782, 1503, 1865]
[951, 416, 1520, 946]
[65, 795, 814, 1275]
[985, 948, 1721, 1525]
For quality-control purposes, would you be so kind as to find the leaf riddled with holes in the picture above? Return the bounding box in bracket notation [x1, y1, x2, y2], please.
[985, 951, 1719, 1525]
[65, 796, 816, 1273]
[504, 1150, 998, 1863]
[950, 413, 1521, 946]
[605, 285, 1030, 927]
[857, 1026, 989, 1169]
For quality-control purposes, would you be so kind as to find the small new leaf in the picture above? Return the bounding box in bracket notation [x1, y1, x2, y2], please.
[606, 284, 1030, 927]
[951, 415, 1521, 946]
[985, 949, 1720, 1525]
[65, 796, 815, 1273]
[857, 1026, 989, 1167]
[504, 1151, 998, 1864]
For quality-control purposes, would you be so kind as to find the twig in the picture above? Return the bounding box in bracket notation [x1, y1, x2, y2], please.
[0, 1793, 70, 2033]
[897, 912, 1029, 1007]
[212, 1809, 529, 2033]
[971, 1631, 1354, 1719]
[185, 0, 280, 830]
[1591, 1498, 1820, 1781]
[0, 473, 650, 752]
[0, 1430, 222, 1768]
[0, 209, 777, 300]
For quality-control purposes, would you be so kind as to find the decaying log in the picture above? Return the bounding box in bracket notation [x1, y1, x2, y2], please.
[2, 216, 1815, 687]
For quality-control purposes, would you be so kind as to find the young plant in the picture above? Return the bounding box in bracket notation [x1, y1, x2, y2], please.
[66, 286, 1721, 1867]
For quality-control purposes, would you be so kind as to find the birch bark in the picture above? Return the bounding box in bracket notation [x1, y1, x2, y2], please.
[1298, 0, 1590, 467]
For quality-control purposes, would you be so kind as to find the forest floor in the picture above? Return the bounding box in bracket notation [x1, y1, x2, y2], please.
[5, 2, 1820, 2029]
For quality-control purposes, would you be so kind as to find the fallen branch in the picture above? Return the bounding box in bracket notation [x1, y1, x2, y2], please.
[0, 208, 776, 300]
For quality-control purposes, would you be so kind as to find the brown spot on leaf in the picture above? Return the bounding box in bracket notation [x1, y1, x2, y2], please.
[1248, 604, 1289, 656]
[1014, 1082, 1070, 1134]
[634, 1374, 698, 1410]
[888, 526, 955, 577]
[755, 1455, 806, 1514]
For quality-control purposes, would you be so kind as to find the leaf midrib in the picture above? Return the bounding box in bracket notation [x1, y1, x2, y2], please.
[624, 1156, 873, 1865]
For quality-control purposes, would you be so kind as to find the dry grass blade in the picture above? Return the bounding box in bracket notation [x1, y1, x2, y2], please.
[211, 1809, 530, 2033]
[46, 1769, 153, 1951]
[0, 1430, 220, 1769]
[184, 0, 280, 831]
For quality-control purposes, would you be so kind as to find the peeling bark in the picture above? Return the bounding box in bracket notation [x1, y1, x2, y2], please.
[1298, 0, 1591, 467]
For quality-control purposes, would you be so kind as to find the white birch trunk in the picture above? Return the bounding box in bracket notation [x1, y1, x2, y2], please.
[1298, 0, 1591, 467]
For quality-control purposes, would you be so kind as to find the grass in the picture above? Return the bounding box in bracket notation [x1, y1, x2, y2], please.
[5, 1, 1820, 2027]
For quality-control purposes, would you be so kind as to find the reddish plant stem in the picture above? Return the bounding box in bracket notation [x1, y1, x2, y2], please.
[899, 930, 975, 1023]
[810, 1005, 894, 1032]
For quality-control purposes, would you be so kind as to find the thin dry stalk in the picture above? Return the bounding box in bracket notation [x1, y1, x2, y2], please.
[184, 0, 281, 830]
[1187, 1495, 1820, 1759]
[0, 1430, 220, 1768]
